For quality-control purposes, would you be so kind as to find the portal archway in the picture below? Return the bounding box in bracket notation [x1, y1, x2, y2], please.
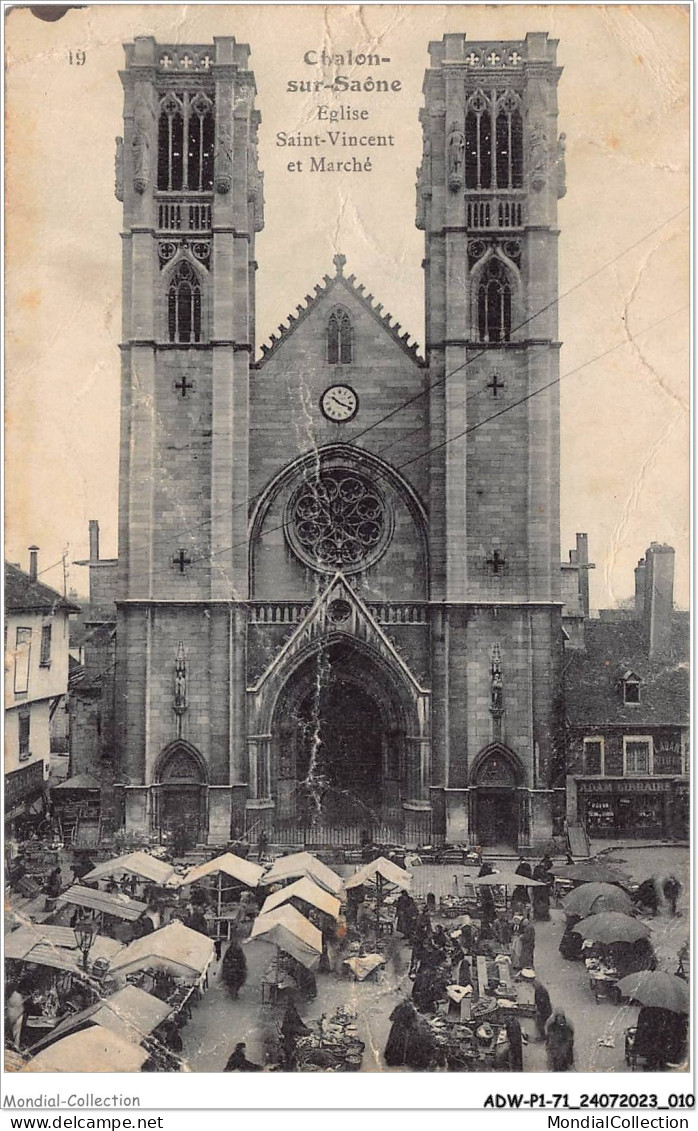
[270, 638, 416, 837]
[470, 743, 525, 849]
[153, 741, 208, 848]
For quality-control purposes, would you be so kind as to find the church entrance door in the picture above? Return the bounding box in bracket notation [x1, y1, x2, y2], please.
[160, 787, 202, 848]
[476, 789, 517, 848]
[154, 742, 207, 850]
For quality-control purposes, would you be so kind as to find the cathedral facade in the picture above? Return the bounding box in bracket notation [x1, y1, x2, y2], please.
[113, 32, 567, 850]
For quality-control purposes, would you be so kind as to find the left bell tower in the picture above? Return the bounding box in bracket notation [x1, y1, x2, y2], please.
[114, 37, 263, 843]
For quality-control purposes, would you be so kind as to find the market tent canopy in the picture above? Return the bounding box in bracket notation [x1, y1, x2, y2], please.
[23, 1027, 148, 1073]
[109, 921, 214, 983]
[260, 876, 341, 920]
[58, 885, 148, 922]
[176, 853, 264, 890]
[83, 851, 175, 886]
[345, 857, 412, 892]
[250, 905, 322, 970]
[29, 985, 174, 1054]
[469, 872, 546, 888]
[4, 926, 123, 972]
[562, 883, 633, 918]
[261, 851, 343, 896]
[5, 926, 79, 961]
[571, 911, 651, 944]
[615, 971, 690, 1014]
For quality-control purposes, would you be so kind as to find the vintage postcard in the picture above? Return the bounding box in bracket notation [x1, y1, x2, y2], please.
[3, 0, 690, 1103]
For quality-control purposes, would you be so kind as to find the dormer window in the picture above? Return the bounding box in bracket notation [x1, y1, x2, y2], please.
[620, 670, 641, 704]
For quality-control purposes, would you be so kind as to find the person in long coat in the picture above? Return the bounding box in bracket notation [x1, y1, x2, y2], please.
[404, 1013, 440, 1070]
[531, 863, 552, 921]
[281, 998, 309, 1070]
[220, 938, 247, 998]
[511, 861, 532, 914]
[546, 1010, 575, 1071]
[396, 891, 418, 939]
[385, 1000, 418, 1067]
[519, 920, 536, 970]
[633, 1006, 688, 1069]
[477, 862, 496, 925]
[224, 1041, 262, 1071]
[533, 979, 553, 1041]
[505, 1015, 524, 1071]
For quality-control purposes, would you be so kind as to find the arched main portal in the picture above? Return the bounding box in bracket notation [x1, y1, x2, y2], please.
[270, 639, 416, 839]
[470, 744, 526, 849]
[153, 741, 208, 849]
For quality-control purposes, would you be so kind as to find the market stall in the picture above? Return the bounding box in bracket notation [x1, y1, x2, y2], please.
[27, 984, 174, 1054]
[173, 853, 265, 941]
[345, 856, 411, 936]
[22, 1027, 149, 1073]
[108, 921, 214, 984]
[295, 1007, 365, 1071]
[260, 876, 341, 924]
[250, 905, 322, 970]
[58, 885, 148, 940]
[261, 852, 343, 897]
[83, 851, 176, 893]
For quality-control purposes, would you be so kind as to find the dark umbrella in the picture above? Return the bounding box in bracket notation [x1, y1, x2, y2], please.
[562, 883, 633, 918]
[615, 970, 689, 1014]
[571, 912, 651, 945]
[555, 862, 629, 885]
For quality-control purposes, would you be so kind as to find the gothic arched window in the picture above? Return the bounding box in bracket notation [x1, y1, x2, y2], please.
[495, 91, 523, 189]
[157, 91, 214, 193]
[477, 258, 512, 344]
[168, 261, 202, 344]
[465, 92, 492, 190]
[327, 308, 353, 365]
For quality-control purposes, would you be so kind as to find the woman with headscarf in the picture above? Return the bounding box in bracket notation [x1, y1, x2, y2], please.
[477, 861, 496, 926]
[519, 919, 536, 970]
[220, 937, 247, 998]
[396, 890, 419, 939]
[532, 862, 552, 921]
[533, 979, 553, 1042]
[546, 1010, 575, 1071]
[281, 998, 309, 1070]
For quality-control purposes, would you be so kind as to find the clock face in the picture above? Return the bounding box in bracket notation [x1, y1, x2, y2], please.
[320, 384, 358, 423]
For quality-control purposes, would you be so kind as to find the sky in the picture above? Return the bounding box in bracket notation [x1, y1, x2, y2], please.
[5, 3, 690, 608]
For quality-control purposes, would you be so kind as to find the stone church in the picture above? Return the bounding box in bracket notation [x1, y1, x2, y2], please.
[105, 31, 567, 850]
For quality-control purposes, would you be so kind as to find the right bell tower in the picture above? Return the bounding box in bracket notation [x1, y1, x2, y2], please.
[418, 33, 567, 849]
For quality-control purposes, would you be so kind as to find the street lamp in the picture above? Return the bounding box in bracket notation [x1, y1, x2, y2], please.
[74, 918, 96, 971]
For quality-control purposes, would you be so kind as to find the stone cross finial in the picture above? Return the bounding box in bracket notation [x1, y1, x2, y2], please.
[333, 253, 346, 275]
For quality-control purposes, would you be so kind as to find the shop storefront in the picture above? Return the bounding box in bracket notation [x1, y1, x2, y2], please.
[4, 760, 47, 844]
[577, 777, 681, 838]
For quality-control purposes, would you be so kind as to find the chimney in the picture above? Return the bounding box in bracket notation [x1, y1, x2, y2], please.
[28, 545, 39, 582]
[89, 519, 100, 562]
[643, 543, 675, 659]
[576, 533, 590, 618]
[634, 557, 646, 619]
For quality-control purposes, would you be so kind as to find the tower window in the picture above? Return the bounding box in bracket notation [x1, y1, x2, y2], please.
[157, 90, 214, 193]
[477, 258, 512, 343]
[168, 261, 202, 344]
[327, 308, 353, 365]
[465, 90, 523, 192]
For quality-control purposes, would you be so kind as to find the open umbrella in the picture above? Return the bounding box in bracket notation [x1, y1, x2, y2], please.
[615, 970, 690, 1014]
[555, 861, 629, 885]
[571, 911, 651, 945]
[562, 883, 633, 918]
[470, 871, 545, 910]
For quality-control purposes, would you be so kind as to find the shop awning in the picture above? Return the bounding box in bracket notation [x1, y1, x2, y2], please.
[53, 773, 101, 791]
[83, 851, 175, 886]
[175, 852, 264, 890]
[261, 851, 343, 896]
[28, 985, 174, 1054]
[345, 856, 412, 892]
[5, 926, 123, 974]
[23, 1027, 149, 1073]
[249, 905, 322, 970]
[260, 876, 341, 920]
[5, 926, 78, 960]
[109, 920, 214, 983]
[58, 885, 147, 921]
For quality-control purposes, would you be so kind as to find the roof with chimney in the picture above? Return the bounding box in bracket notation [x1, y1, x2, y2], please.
[564, 610, 689, 728]
[255, 254, 424, 367]
[5, 562, 81, 615]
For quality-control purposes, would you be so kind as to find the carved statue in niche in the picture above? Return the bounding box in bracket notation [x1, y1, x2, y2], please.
[173, 642, 187, 714]
[528, 119, 548, 192]
[447, 123, 465, 190]
[490, 643, 504, 714]
[114, 137, 124, 202]
[556, 132, 567, 199]
[132, 98, 151, 194]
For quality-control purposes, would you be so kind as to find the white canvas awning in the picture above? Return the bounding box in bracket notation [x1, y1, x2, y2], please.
[345, 856, 412, 892]
[28, 985, 174, 1054]
[5, 926, 123, 973]
[109, 921, 214, 984]
[261, 851, 343, 896]
[175, 853, 264, 890]
[260, 876, 341, 920]
[23, 1027, 149, 1073]
[58, 885, 147, 921]
[83, 851, 175, 886]
[249, 905, 322, 970]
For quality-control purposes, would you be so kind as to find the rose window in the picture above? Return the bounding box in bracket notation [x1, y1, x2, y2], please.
[287, 470, 388, 572]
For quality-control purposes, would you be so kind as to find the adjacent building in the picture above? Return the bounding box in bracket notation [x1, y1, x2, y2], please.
[4, 549, 79, 840]
[565, 543, 689, 840]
